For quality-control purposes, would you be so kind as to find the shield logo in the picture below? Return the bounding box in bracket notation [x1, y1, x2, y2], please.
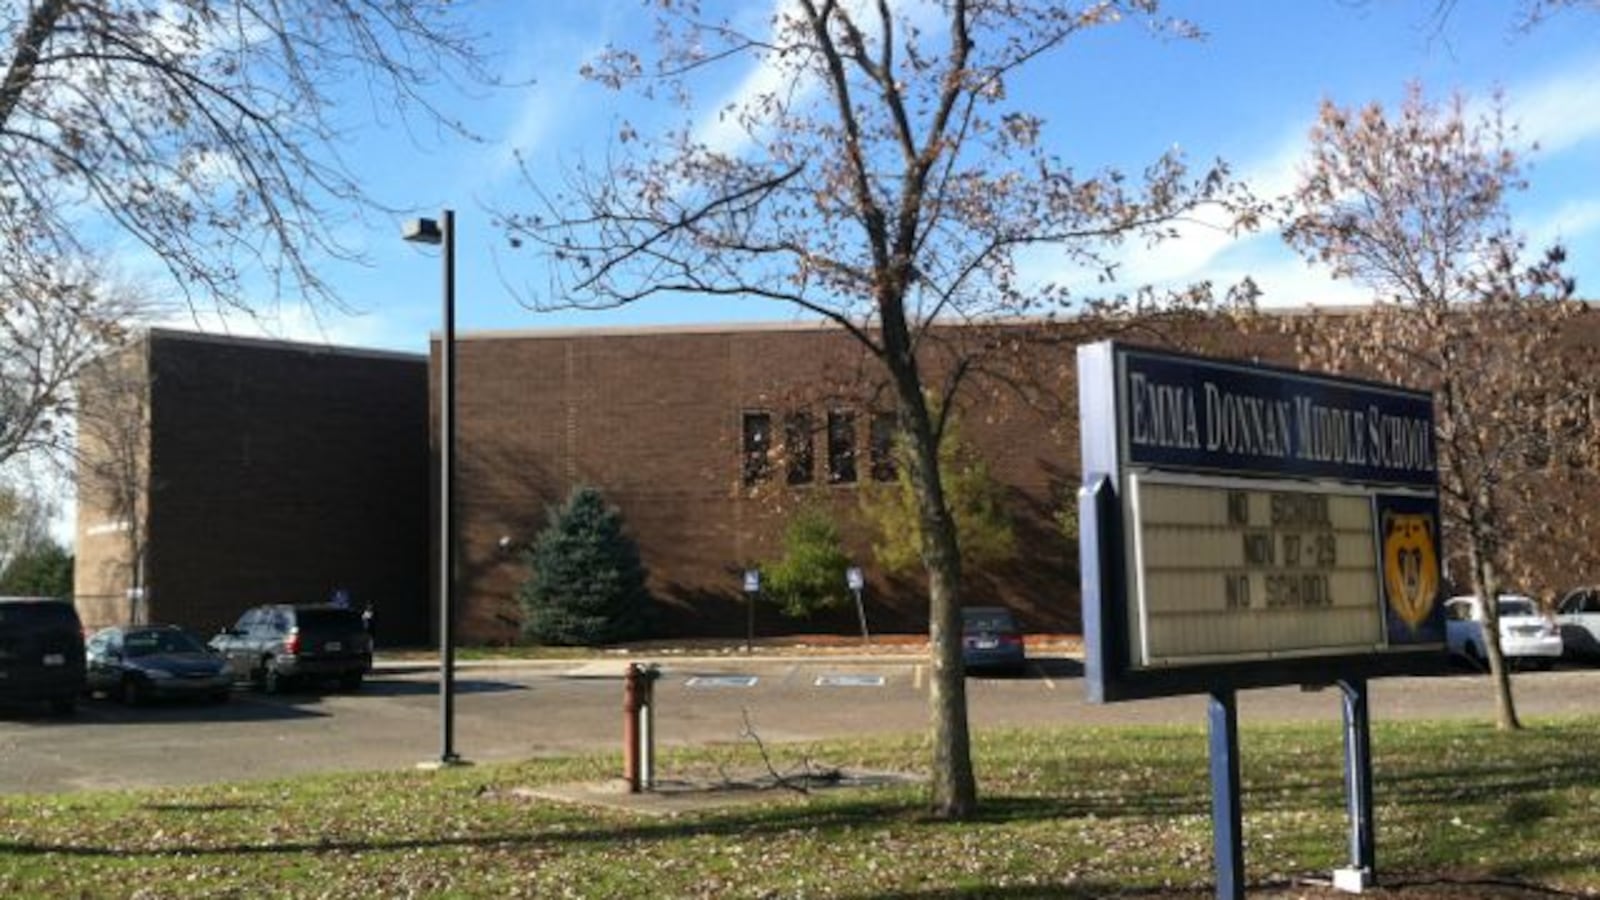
[1383, 512, 1439, 631]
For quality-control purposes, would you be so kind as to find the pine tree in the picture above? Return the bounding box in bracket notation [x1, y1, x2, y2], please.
[518, 487, 653, 645]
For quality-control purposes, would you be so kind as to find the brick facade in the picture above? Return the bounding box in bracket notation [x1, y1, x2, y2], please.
[447, 322, 1093, 643]
[74, 330, 430, 642]
[70, 317, 1300, 646]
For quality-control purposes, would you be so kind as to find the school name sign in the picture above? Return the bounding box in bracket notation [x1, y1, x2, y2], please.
[1078, 343, 1447, 702]
[1123, 354, 1436, 484]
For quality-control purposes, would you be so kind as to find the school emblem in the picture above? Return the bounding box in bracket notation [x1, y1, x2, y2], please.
[1382, 512, 1439, 631]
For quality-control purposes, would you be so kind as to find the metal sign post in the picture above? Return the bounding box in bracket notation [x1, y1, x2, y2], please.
[1336, 678, 1376, 891]
[742, 569, 760, 654]
[1208, 690, 1245, 900]
[846, 565, 869, 645]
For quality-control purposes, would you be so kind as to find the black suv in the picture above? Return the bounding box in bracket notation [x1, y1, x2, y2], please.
[210, 604, 372, 693]
[0, 597, 85, 714]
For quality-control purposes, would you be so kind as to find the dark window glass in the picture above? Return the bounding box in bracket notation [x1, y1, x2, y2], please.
[784, 412, 814, 486]
[870, 412, 898, 482]
[742, 411, 772, 486]
[827, 409, 857, 484]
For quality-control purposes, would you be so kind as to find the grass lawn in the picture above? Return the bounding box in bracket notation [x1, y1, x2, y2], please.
[1, 717, 1595, 898]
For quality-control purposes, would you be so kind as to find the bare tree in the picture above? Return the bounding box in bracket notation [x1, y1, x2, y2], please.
[500, 1, 1257, 818]
[0, 0, 487, 312]
[1282, 86, 1590, 731]
[74, 338, 151, 625]
[0, 251, 135, 466]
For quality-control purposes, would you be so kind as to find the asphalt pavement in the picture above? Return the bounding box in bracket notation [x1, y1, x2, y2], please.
[2, 652, 1597, 794]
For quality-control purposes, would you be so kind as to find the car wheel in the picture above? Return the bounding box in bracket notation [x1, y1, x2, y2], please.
[338, 672, 363, 692]
[1466, 643, 1487, 672]
[121, 678, 147, 706]
[262, 659, 285, 694]
[48, 696, 76, 716]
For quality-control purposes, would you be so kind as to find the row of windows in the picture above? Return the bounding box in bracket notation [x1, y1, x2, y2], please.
[742, 409, 898, 487]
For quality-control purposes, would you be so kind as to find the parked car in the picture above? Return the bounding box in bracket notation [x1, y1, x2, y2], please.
[1444, 595, 1562, 670]
[961, 606, 1026, 675]
[85, 625, 231, 705]
[210, 604, 372, 693]
[1555, 586, 1600, 660]
[0, 597, 84, 714]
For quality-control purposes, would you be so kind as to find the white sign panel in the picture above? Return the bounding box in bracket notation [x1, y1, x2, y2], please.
[1130, 476, 1383, 666]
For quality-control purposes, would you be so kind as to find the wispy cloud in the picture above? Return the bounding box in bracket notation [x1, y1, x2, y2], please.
[692, 0, 945, 158]
[1507, 57, 1600, 156]
[1040, 52, 1600, 307]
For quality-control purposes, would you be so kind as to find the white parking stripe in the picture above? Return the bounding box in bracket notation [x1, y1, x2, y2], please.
[684, 675, 758, 688]
[814, 674, 885, 687]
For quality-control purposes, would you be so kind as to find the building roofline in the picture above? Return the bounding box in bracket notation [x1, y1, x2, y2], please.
[450, 318, 849, 342]
[145, 327, 425, 363]
[446, 306, 1357, 343]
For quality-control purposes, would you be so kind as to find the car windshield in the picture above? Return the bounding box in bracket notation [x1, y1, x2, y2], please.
[1497, 598, 1537, 618]
[124, 629, 206, 657]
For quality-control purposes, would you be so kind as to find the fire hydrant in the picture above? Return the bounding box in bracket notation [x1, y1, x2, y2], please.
[623, 662, 661, 793]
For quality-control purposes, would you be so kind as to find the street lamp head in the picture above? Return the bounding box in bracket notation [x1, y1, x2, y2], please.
[403, 217, 443, 245]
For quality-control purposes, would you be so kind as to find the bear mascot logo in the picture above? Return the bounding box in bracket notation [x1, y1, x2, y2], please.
[1383, 512, 1439, 631]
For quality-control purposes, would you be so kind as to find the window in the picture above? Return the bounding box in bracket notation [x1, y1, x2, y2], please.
[784, 412, 814, 486]
[827, 409, 857, 484]
[870, 412, 898, 482]
[742, 411, 772, 486]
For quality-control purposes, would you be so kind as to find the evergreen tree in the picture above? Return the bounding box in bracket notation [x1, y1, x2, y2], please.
[0, 540, 73, 598]
[518, 487, 653, 645]
[764, 503, 851, 619]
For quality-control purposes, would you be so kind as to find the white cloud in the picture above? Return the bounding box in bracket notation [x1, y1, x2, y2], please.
[691, 0, 945, 158]
[1506, 58, 1600, 156]
[1525, 198, 1600, 252]
[150, 302, 414, 353]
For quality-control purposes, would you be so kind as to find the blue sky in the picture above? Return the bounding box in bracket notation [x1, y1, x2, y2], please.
[162, 0, 1600, 354]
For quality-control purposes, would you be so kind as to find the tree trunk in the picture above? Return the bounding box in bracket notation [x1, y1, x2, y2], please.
[1469, 539, 1522, 731]
[892, 364, 977, 819]
[0, 0, 66, 131]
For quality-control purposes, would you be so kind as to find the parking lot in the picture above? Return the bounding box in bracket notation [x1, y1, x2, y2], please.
[5, 656, 1600, 794]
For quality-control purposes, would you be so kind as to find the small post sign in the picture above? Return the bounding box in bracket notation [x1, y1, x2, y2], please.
[742, 569, 760, 653]
[1078, 342, 1446, 898]
[845, 566, 870, 645]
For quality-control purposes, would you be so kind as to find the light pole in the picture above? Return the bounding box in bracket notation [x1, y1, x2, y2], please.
[403, 209, 460, 766]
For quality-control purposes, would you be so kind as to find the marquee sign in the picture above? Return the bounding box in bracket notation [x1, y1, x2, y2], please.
[1078, 342, 1447, 702]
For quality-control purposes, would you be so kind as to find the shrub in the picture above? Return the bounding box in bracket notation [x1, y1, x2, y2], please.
[764, 503, 851, 618]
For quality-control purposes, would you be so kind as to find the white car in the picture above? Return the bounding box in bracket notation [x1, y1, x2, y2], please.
[1444, 595, 1562, 670]
[1555, 587, 1600, 660]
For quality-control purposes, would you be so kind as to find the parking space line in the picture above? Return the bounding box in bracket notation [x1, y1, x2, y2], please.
[914, 664, 924, 691]
[1032, 661, 1056, 690]
[814, 674, 886, 688]
[684, 675, 758, 688]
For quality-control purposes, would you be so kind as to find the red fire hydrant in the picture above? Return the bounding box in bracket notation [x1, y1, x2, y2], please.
[623, 663, 660, 793]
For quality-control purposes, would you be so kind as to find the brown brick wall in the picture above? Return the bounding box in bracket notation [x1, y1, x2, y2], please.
[87, 331, 431, 641]
[447, 322, 1098, 643]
